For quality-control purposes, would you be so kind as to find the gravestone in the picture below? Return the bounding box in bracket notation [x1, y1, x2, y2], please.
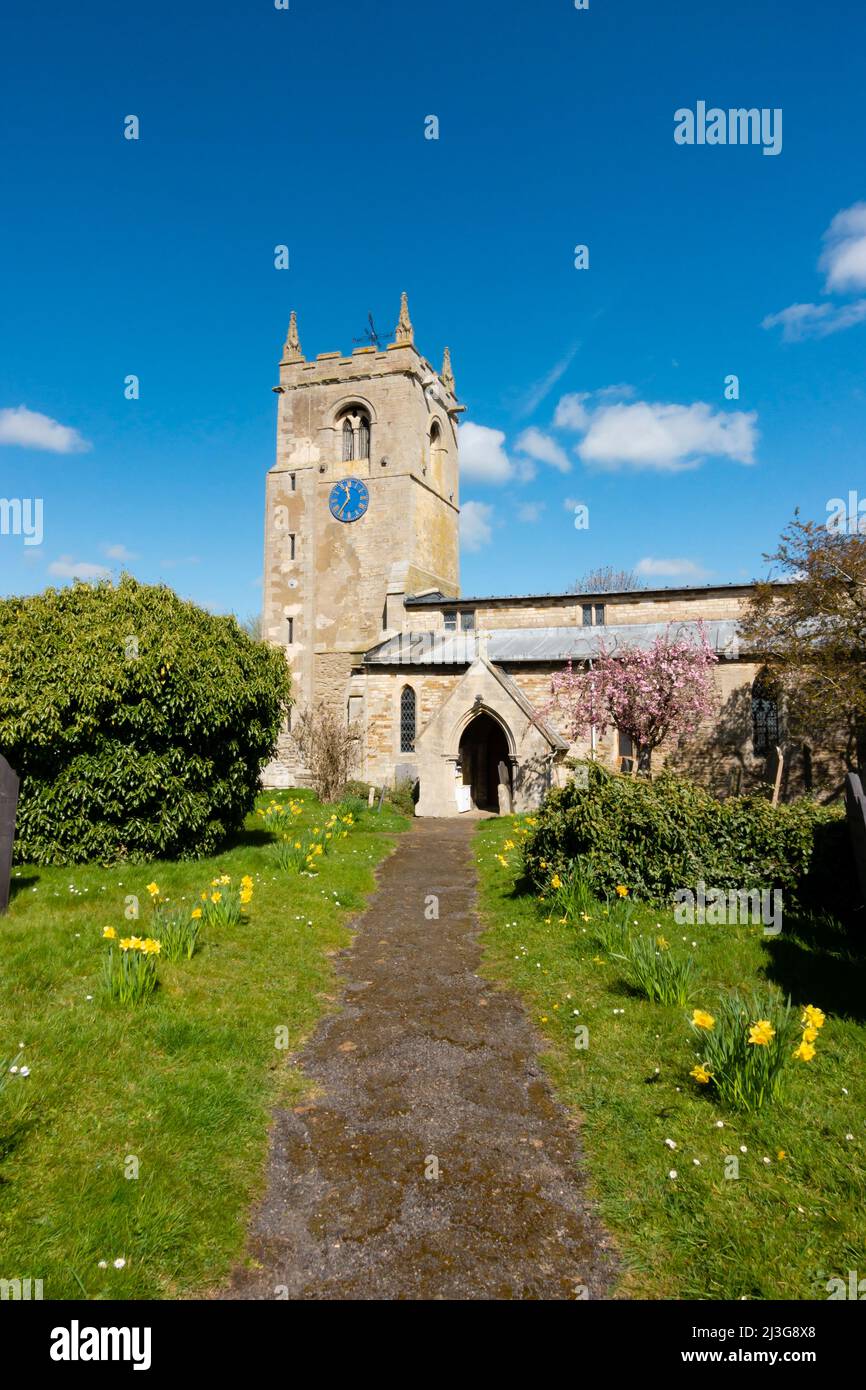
[0, 754, 20, 915]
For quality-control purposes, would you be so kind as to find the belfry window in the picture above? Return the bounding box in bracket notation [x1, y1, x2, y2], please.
[400, 686, 417, 753]
[751, 670, 780, 756]
[342, 418, 354, 462]
[339, 407, 372, 463]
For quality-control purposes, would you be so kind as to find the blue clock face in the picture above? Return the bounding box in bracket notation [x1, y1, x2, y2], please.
[329, 476, 369, 523]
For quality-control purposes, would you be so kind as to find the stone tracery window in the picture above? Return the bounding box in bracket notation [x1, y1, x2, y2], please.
[400, 685, 417, 753]
[751, 670, 780, 756]
[338, 406, 372, 462]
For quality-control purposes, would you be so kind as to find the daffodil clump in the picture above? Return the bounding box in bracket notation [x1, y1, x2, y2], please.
[101, 926, 161, 1004]
[613, 932, 696, 1006]
[199, 874, 254, 928]
[257, 799, 304, 835]
[545, 857, 596, 923]
[688, 990, 820, 1111]
[268, 806, 354, 874]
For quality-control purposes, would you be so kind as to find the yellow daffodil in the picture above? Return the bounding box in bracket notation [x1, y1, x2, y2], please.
[690, 1063, 712, 1085]
[219, 874, 231, 886]
[200, 891, 208, 901]
[191, 908, 202, 920]
[793, 1040, 816, 1062]
[146, 882, 159, 897]
[748, 1019, 776, 1047]
[801, 1005, 825, 1030]
[504, 839, 515, 851]
[211, 892, 222, 904]
[615, 884, 629, 898]
[656, 935, 669, 950]
[140, 938, 161, 955]
[692, 1009, 715, 1030]
[802, 1025, 818, 1043]
[551, 873, 562, 889]
[119, 937, 135, 951]
[241, 875, 253, 888]
[103, 926, 117, 940]
[777, 1150, 786, 1160]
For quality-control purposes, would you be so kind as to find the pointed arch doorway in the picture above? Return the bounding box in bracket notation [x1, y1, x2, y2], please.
[458, 711, 511, 811]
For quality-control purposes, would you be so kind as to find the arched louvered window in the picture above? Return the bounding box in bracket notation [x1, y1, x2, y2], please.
[359, 415, 371, 459]
[751, 670, 780, 756]
[342, 417, 355, 462]
[400, 685, 416, 753]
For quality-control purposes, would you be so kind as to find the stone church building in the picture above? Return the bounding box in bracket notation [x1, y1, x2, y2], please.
[261, 298, 803, 814]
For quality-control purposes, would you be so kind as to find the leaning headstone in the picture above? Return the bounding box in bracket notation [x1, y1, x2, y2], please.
[367, 786, 376, 807]
[0, 754, 20, 916]
[845, 772, 866, 907]
[497, 782, 512, 815]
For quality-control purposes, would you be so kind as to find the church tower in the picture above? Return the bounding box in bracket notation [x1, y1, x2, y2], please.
[262, 296, 461, 760]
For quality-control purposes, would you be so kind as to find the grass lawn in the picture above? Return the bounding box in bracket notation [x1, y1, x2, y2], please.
[475, 815, 866, 1301]
[0, 789, 408, 1300]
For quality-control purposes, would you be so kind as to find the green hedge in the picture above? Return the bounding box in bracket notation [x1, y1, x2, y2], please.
[0, 577, 291, 864]
[522, 762, 852, 909]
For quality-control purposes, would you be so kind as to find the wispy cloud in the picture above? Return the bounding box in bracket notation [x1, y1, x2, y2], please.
[517, 500, 546, 523]
[517, 345, 579, 416]
[761, 299, 866, 341]
[763, 201, 866, 341]
[0, 405, 91, 454]
[636, 556, 710, 579]
[103, 543, 138, 562]
[49, 556, 111, 580]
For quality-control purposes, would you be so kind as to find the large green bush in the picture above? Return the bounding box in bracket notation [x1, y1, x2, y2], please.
[0, 577, 291, 864]
[523, 762, 851, 908]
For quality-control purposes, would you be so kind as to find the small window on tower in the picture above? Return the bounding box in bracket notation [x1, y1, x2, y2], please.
[287, 617, 294, 644]
[289, 533, 296, 560]
[289, 472, 296, 492]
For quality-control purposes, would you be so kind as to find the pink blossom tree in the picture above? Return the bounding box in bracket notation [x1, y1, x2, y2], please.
[548, 624, 719, 773]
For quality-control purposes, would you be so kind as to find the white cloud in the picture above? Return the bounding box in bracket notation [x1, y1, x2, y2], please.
[820, 202, 866, 293]
[460, 500, 493, 551]
[576, 401, 758, 471]
[761, 299, 866, 341]
[458, 422, 512, 483]
[104, 544, 138, 562]
[0, 405, 90, 454]
[517, 501, 546, 523]
[764, 201, 866, 341]
[515, 426, 571, 473]
[49, 556, 111, 580]
[553, 393, 590, 432]
[636, 556, 709, 579]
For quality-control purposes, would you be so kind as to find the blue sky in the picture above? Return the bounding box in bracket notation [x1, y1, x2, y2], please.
[2, 0, 865, 615]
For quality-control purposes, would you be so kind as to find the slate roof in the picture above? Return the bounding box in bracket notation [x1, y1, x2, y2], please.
[363, 620, 741, 666]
